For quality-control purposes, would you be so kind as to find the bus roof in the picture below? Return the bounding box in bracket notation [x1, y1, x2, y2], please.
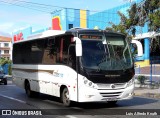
[14, 30, 66, 44]
[65, 28, 125, 36]
[13, 28, 126, 44]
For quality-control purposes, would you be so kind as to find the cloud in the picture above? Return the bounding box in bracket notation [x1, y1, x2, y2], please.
[119, 0, 135, 2]
[0, 22, 14, 30]
[1, 0, 29, 4]
[23, 13, 51, 26]
[0, 21, 30, 34]
[0, 8, 51, 33]
[12, 25, 31, 32]
[0, 10, 50, 25]
[0, 31, 11, 37]
[0, 22, 14, 35]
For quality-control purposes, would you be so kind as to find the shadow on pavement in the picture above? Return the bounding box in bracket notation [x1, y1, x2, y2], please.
[116, 96, 158, 107]
[28, 93, 158, 109]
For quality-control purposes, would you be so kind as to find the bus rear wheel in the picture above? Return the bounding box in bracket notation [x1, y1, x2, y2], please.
[61, 88, 71, 106]
[25, 81, 33, 97]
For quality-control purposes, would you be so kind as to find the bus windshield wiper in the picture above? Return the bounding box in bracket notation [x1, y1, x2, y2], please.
[114, 51, 126, 71]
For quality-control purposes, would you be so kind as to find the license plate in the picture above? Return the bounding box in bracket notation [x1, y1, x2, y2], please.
[105, 98, 117, 101]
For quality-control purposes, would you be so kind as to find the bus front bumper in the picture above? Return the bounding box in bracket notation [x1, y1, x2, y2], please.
[78, 84, 134, 102]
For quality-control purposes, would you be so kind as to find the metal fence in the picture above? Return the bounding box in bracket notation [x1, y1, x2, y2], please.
[135, 64, 160, 84]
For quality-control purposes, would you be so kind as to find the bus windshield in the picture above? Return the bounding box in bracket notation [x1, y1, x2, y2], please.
[81, 34, 133, 70]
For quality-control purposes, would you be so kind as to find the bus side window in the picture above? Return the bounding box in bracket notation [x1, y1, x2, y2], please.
[42, 39, 56, 64]
[30, 40, 44, 64]
[21, 42, 31, 64]
[54, 37, 62, 63]
[13, 44, 23, 64]
[51, 35, 73, 65]
[58, 37, 72, 65]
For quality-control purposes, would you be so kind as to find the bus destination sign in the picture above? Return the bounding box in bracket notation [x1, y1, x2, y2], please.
[80, 35, 102, 40]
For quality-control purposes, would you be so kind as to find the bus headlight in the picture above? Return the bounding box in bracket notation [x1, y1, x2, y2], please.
[83, 78, 96, 88]
[88, 82, 93, 86]
[84, 80, 88, 84]
[127, 77, 135, 87]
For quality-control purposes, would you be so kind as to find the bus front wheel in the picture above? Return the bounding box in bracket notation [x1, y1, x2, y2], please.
[25, 81, 33, 97]
[61, 88, 71, 106]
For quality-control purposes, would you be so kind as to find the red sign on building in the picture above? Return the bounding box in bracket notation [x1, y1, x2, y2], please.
[14, 32, 24, 42]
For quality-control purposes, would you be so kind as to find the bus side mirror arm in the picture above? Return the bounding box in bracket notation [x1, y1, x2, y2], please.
[74, 37, 82, 57]
[131, 40, 143, 57]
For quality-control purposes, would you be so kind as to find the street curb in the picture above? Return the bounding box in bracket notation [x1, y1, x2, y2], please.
[134, 92, 160, 99]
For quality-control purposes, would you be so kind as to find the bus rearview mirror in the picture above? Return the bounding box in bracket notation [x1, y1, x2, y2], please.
[131, 40, 143, 57]
[74, 37, 82, 57]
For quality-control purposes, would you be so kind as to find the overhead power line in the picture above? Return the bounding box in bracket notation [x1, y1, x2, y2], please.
[0, 0, 57, 13]
[0, 0, 120, 25]
[0, 0, 118, 14]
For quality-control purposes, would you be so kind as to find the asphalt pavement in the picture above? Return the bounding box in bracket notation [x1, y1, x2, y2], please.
[0, 79, 160, 117]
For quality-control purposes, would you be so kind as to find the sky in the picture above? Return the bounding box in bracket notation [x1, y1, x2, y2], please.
[0, 0, 133, 36]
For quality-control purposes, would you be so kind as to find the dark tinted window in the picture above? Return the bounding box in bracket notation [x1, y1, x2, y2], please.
[13, 35, 73, 65]
[13, 43, 23, 64]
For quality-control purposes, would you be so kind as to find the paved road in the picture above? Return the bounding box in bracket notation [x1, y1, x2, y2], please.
[0, 81, 160, 118]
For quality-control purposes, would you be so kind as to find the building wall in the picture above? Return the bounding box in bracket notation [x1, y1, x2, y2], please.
[0, 36, 12, 60]
[12, 26, 50, 42]
[51, 8, 89, 30]
[0, 42, 12, 60]
[50, 0, 146, 34]
[13, 27, 32, 42]
[88, 0, 143, 31]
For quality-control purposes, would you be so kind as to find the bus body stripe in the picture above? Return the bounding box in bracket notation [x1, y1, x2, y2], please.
[12, 68, 53, 75]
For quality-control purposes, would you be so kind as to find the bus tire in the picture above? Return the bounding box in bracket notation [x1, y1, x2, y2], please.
[61, 87, 71, 106]
[25, 81, 34, 98]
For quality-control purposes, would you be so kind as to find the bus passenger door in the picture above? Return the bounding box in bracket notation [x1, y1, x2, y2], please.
[68, 45, 76, 70]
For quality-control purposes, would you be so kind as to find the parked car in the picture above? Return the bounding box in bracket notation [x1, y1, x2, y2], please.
[0, 66, 7, 85]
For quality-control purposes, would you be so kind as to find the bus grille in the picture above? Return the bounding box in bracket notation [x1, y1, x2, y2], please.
[99, 92, 122, 98]
[97, 83, 126, 90]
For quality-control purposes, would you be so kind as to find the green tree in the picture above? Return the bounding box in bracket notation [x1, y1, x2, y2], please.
[0, 57, 12, 75]
[0, 57, 12, 66]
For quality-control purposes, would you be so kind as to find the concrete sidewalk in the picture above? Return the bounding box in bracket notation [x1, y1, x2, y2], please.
[134, 77, 160, 99]
[134, 87, 160, 99]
